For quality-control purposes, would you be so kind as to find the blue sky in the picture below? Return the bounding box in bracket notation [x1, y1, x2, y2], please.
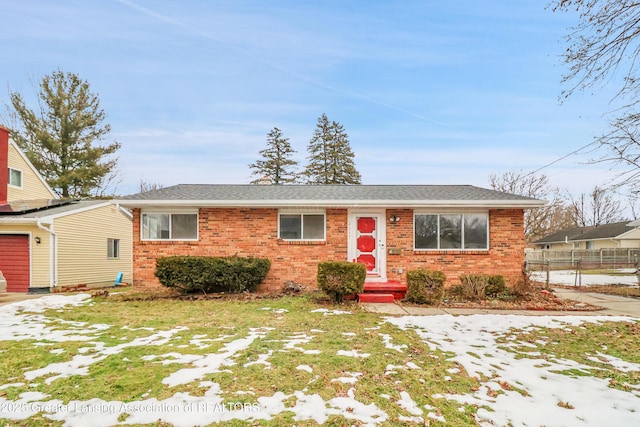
[0, 0, 619, 196]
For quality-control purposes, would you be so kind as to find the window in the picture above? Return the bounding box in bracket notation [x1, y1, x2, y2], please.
[142, 213, 198, 240]
[107, 238, 120, 258]
[586, 241, 594, 250]
[8, 168, 22, 187]
[415, 213, 488, 250]
[279, 212, 325, 240]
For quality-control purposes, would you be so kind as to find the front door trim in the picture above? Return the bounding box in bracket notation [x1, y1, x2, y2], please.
[347, 209, 387, 281]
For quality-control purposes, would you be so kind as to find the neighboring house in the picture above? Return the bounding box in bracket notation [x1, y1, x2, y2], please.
[116, 184, 544, 292]
[532, 221, 640, 250]
[0, 125, 132, 293]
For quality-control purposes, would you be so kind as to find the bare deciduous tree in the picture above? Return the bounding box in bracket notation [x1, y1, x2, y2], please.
[570, 185, 626, 226]
[552, 1, 640, 190]
[489, 171, 574, 241]
[139, 180, 164, 193]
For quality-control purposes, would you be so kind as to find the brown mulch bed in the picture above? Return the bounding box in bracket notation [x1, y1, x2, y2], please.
[436, 291, 603, 311]
[102, 286, 604, 311]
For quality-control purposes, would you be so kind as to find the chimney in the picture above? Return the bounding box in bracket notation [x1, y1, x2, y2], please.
[0, 125, 9, 205]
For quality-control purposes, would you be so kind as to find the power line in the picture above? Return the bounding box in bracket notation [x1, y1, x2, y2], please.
[524, 140, 599, 178]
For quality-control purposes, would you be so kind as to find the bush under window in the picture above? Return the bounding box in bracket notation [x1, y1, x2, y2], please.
[405, 269, 446, 304]
[155, 256, 271, 294]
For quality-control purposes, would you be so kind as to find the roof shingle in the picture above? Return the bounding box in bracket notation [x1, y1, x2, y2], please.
[116, 184, 543, 208]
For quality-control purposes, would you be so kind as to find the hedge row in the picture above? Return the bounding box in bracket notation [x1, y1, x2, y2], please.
[155, 256, 271, 294]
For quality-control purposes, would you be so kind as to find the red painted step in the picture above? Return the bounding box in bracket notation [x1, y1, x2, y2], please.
[362, 281, 407, 300]
[358, 293, 395, 303]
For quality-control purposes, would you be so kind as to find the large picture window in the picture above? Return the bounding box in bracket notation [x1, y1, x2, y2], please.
[415, 213, 488, 250]
[142, 213, 198, 240]
[279, 212, 325, 240]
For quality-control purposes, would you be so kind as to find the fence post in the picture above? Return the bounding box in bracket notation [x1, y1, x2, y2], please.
[545, 261, 550, 287]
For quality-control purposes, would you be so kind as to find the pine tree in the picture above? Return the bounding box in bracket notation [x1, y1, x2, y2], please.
[7, 70, 121, 198]
[304, 114, 361, 184]
[249, 127, 298, 184]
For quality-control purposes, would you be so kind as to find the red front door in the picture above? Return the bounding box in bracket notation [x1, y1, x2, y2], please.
[356, 216, 379, 274]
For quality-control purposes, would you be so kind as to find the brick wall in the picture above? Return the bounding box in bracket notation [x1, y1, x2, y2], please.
[132, 207, 526, 291]
[132, 208, 348, 292]
[385, 208, 525, 285]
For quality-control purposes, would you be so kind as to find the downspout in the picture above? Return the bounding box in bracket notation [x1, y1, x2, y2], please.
[37, 220, 58, 289]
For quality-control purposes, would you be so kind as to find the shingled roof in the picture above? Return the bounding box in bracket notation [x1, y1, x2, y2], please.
[533, 221, 638, 244]
[116, 184, 544, 208]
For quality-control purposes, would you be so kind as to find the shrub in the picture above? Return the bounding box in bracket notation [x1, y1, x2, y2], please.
[405, 269, 446, 304]
[317, 261, 366, 303]
[485, 275, 507, 297]
[513, 269, 534, 296]
[155, 256, 271, 294]
[459, 274, 490, 300]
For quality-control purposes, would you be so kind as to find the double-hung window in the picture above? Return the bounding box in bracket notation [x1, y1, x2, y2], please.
[142, 212, 198, 240]
[414, 212, 488, 250]
[279, 211, 325, 241]
[8, 168, 22, 188]
[107, 238, 120, 258]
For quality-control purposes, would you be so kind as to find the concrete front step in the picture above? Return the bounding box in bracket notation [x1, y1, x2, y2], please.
[358, 293, 395, 303]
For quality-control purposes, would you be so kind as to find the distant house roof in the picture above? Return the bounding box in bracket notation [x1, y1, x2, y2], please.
[533, 221, 639, 244]
[115, 184, 545, 208]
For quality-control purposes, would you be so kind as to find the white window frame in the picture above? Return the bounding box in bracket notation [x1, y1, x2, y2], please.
[107, 238, 120, 259]
[413, 211, 489, 251]
[8, 167, 23, 188]
[141, 210, 199, 241]
[278, 210, 326, 241]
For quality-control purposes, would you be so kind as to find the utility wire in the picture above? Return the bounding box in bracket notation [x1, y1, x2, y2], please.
[523, 140, 600, 178]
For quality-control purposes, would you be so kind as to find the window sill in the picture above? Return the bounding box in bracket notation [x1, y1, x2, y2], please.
[140, 239, 199, 243]
[413, 249, 489, 255]
[278, 239, 326, 246]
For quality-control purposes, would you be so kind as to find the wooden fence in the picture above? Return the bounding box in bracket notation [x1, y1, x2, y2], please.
[525, 248, 640, 270]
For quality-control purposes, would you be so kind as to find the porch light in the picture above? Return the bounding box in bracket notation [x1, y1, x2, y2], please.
[388, 215, 400, 223]
[35, 236, 41, 245]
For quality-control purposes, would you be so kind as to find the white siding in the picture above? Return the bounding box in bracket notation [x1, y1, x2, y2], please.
[7, 142, 56, 201]
[54, 204, 132, 286]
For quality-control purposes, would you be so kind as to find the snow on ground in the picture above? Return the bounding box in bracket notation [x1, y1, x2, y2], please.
[387, 314, 640, 426]
[2, 295, 640, 426]
[530, 269, 639, 286]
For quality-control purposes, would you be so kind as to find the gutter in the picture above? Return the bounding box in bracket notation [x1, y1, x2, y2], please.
[36, 219, 58, 289]
[115, 203, 133, 219]
[114, 199, 547, 209]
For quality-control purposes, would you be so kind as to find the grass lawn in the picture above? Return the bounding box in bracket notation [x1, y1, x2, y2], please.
[0, 291, 639, 426]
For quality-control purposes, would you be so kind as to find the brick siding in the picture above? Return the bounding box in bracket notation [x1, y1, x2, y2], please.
[132, 207, 525, 292]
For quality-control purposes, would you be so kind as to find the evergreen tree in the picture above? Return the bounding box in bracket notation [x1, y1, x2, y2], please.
[248, 127, 298, 184]
[7, 70, 120, 198]
[304, 113, 361, 184]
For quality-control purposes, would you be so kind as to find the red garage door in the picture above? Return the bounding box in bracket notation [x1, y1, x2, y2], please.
[0, 235, 30, 292]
